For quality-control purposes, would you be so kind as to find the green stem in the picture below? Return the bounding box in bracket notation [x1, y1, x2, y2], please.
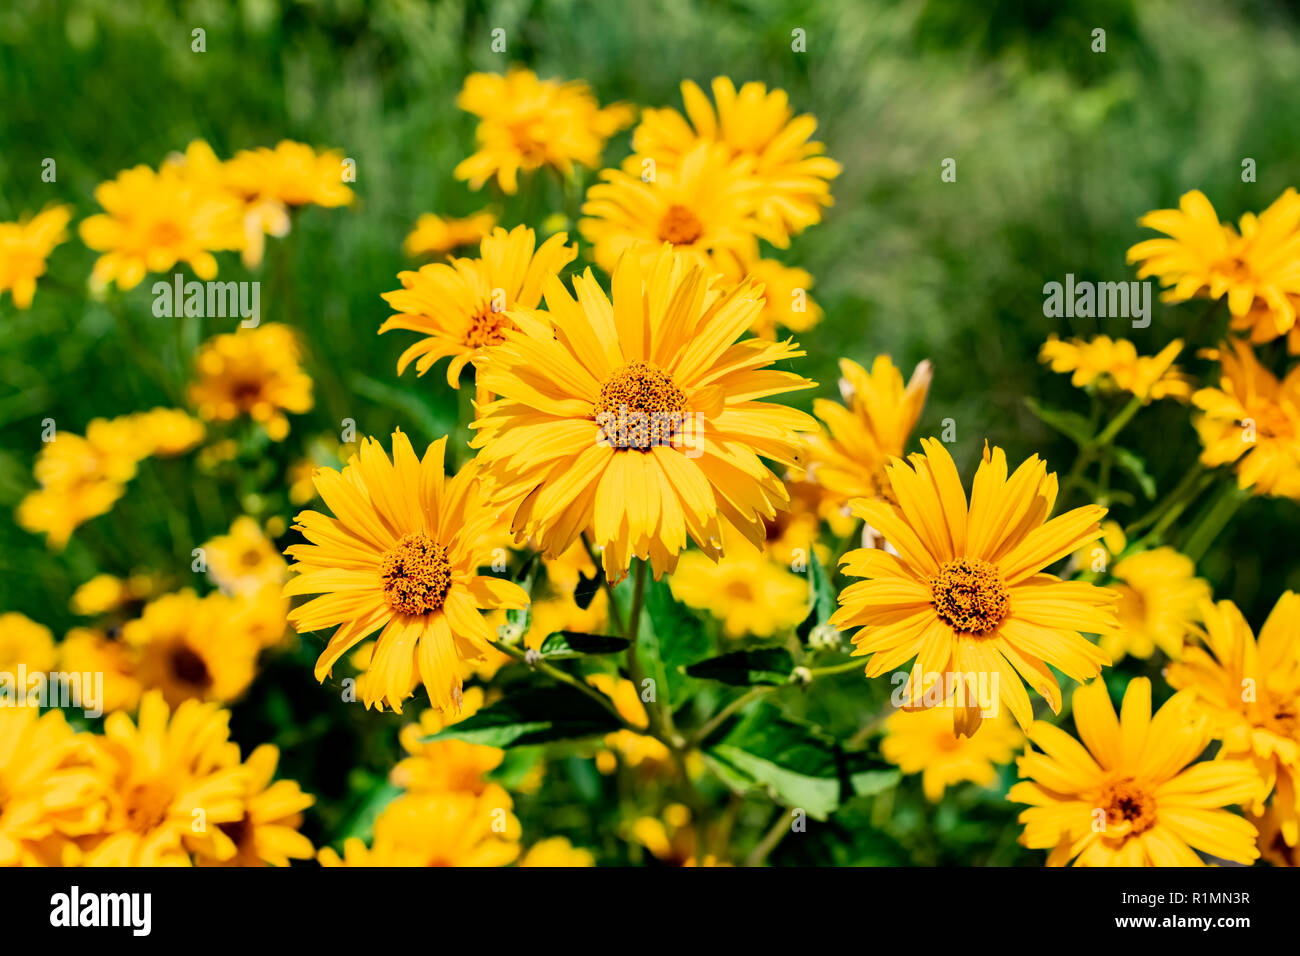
[688, 685, 775, 747]
[745, 807, 795, 867]
[806, 658, 865, 678]
[1126, 462, 1206, 537]
[488, 639, 643, 734]
[1094, 394, 1143, 447]
[1180, 482, 1248, 563]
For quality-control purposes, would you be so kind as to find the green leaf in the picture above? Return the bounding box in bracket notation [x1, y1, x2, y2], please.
[1111, 446, 1157, 499]
[1024, 397, 1094, 446]
[573, 569, 601, 610]
[424, 685, 623, 748]
[336, 777, 402, 843]
[686, 647, 794, 686]
[797, 546, 837, 642]
[539, 630, 630, 658]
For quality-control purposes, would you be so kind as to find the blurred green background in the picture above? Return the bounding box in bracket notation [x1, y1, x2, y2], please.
[2, 0, 1299, 865]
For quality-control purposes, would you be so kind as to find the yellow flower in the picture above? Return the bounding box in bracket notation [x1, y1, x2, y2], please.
[519, 836, 595, 867]
[124, 407, 206, 456]
[1254, 803, 1300, 866]
[1011, 677, 1259, 866]
[587, 674, 671, 773]
[882, 706, 1023, 801]
[71, 572, 153, 616]
[1039, 335, 1193, 403]
[197, 744, 314, 867]
[79, 159, 244, 291]
[669, 548, 806, 638]
[189, 323, 314, 441]
[630, 803, 727, 866]
[720, 251, 822, 339]
[123, 590, 261, 707]
[284, 430, 529, 713]
[391, 687, 504, 794]
[318, 787, 520, 867]
[1192, 339, 1300, 499]
[629, 76, 841, 246]
[579, 142, 759, 275]
[1067, 519, 1126, 575]
[58, 627, 142, 714]
[471, 247, 818, 582]
[1100, 548, 1209, 663]
[807, 356, 931, 505]
[380, 225, 577, 388]
[454, 68, 634, 194]
[1166, 593, 1300, 847]
[0, 613, 56, 676]
[404, 210, 498, 258]
[203, 516, 288, 597]
[0, 204, 72, 308]
[830, 439, 1118, 736]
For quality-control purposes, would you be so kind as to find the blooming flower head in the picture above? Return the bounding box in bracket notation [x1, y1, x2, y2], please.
[471, 246, 818, 582]
[0, 612, 56, 676]
[380, 225, 577, 388]
[189, 323, 314, 441]
[717, 248, 822, 339]
[0, 204, 71, 308]
[882, 705, 1024, 802]
[1011, 677, 1260, 866]
[454, 68, 634, 194]
[70, 572, 153, 617]
[203, 516, 288, 597]
[830, 439, 1118, 736]
[284, 430, 529, 713]
[391, 686, 504, 794]
[520, 836, 595, 867]
[806, 355, 931, 506]
[629, 76, 841, 246]
[196, 744, 315, 867]
[122, 407, 207, 457]
[1039, 335, 1193, 403]
[587, 674, 672, 774]
[58, 627, 143, 714]
[404, 210, 498, 258]
[669, 547, 807, 638]
[1166, 593, 1300, 847]
[1192, 339, 1300, 499]
[1101, 547, 1209, 663]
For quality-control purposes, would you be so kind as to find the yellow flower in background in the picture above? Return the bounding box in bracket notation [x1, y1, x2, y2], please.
[0, 613, 56, 676]
[831, 439, 1117, 736]
[203, 516, 288, 596]
[79, 159, 244, 290]
[391, 687, 504, 794]
[404, 210, 498, 258]
[1066, 518, 1126, 576]
[58, 628, 142, 714]
[318, 788, 520, 867]
[380, 225, 577, 387]
[189, 323, 314, 441]
[0, 204, 71, 308]
[718, 249, 822, 339]
[84, 691, 247, 866]
[669, 548, 806, 638]
[1166, 593, 1300, 848]
[587, 673, 671, 774]
[124, 407, 206, 456]
[1011, 677, 1259, 866]
[579, 142, 758, 275]
[198, 744, 315, 867]
[1192, 339, 1300, 499]
[1100, 547, 1209, 663]
[807, 355, 931, 506]
[631, 803, 727, 866]
[284, 431, 529, 713]
[1039, 335, 1193, 403]
[520, 836, 595, 867]
[472, 247, 817, 582]
[123, 590, 261, 707]
[70, 572, 154, 617]
[454, 68, 633, 194]
[630, 76, 841, 246]
[1255, 803, 1300, 867]
[882, 706, 1023, 802]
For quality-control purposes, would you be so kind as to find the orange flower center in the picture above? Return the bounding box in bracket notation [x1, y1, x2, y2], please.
[124, 781, 174, 834]
[465, 304, 515, 349]
[1099, 778, 1157, 834]
[930, 558, 1009, 635]
[594, 361, 688, 450]
[169, 644, 212, 689]
[657, 204, 705, 245]
[380, 532, 452, 616]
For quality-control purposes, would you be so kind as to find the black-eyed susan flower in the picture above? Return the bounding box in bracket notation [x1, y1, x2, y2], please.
[881, 706, 1023, 802]
[471, 247, 818, 582]
[203, 516, 288, 597]
[198, 744, 315, 867]
[1166, 593, 1300, 848]
[1039, 335, 1193, 403]
[453, 68, 634, 194]
[520, 836, 595, 867]
[830, 439, 1118, 736]
[1100, 547, 1209, 663]
[189, 323, 314, 442]
[1192, 339, 1300, 499]
[283, 430, 529, 713]
[0, 204, 72, 308]
[669, 546, 807, 638]
[379, 225, 577, 388]
[404, 210, 498, 258]
[1011, 677, 1260, 866]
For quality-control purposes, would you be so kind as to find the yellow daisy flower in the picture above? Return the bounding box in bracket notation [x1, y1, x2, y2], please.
[829, 438, 1118, 736]
[1011, 677, 1260, 866]
[1166, 593, 1300, 848]
[669, 548, 807, 638]
[283, 429, 530, 713]
[123, 407, 206, 456]
[58, 627, 142, 715]
[587, 673, 672, 775]
[404, 210, 498, 258]
[719, 250, 822, 339]
[454, 67, 634, 194]
[189, 323, 314, 442]
[519, 836, 595, 867]
[629, 76, 841, 246]
[0, 204, 72, 308]
[390, 686, 505, 794]
[1192, 339, 1300, 499]
[1039, 335, 1193, 403]
[203, 516, 288, 597]
[0, 612, 56, 676]
[1100, 547, 1209, 663]
[471, 246, 818, 582]
[881, 706, 1024, 802]
[198, 744, 315, 867]
[379, 225, 577, 388]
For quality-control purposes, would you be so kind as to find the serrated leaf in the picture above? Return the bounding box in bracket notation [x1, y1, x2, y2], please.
[539, 630, 630, 658]
[686, 647, 793, 686]
[424, 685, 622, 747]
[1024, 397, 1094, 446]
